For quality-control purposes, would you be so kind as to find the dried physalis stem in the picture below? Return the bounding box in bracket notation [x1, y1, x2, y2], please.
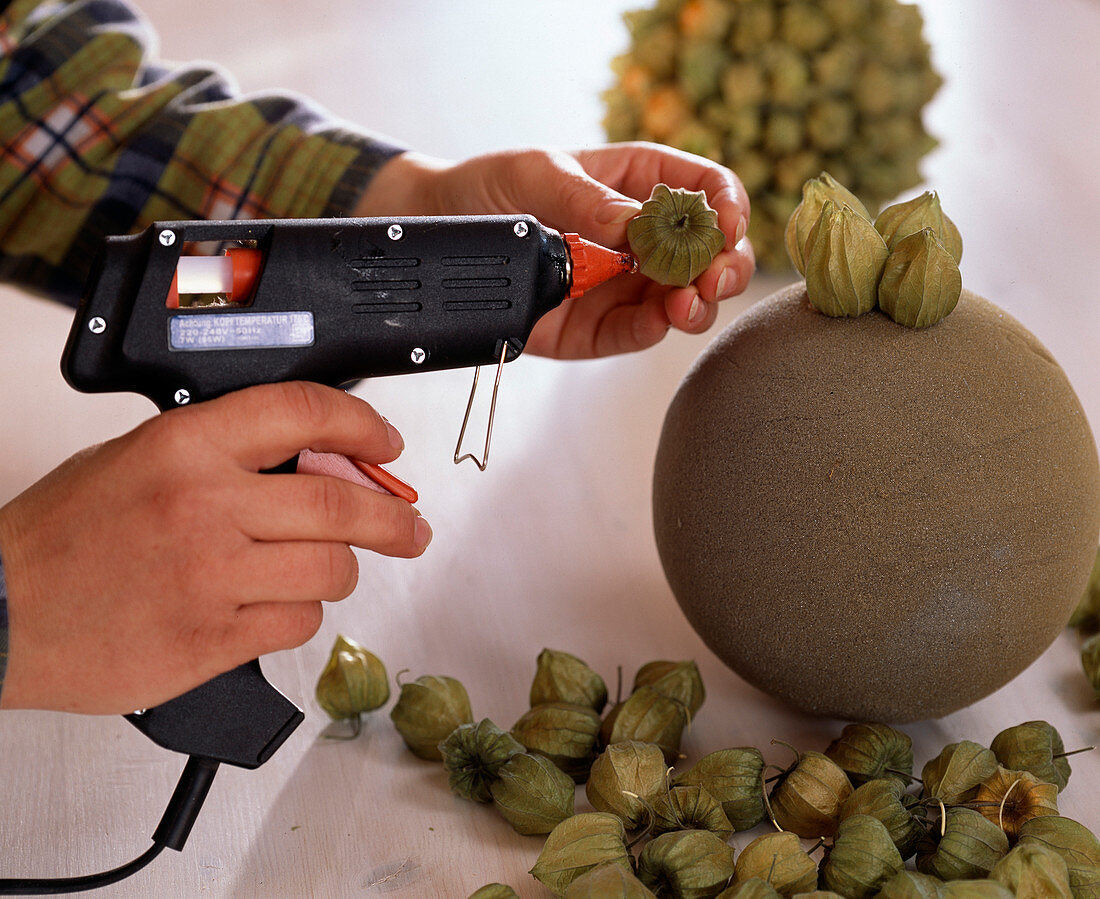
[1000, 779, 1021, 832]
[761, 764, 785, 832]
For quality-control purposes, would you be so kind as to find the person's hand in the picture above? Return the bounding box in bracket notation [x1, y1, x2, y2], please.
[0, 382, 431, 715]
[357, 143, 754, 358]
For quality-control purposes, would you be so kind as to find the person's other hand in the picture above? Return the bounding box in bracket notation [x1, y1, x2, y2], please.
[357, 142, 754, 358]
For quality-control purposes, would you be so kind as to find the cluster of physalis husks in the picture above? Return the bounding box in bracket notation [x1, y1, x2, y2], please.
[786, 172, 963, 328]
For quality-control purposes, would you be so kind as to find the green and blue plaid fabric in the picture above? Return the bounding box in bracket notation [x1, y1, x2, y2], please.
[0, 0, 404, 305]
[0, 1, 406, 701]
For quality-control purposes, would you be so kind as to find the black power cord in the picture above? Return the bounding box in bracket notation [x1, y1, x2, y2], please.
[0, 755, 219, 895]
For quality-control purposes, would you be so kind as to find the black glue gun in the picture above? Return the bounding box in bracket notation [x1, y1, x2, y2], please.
[60, 215, 636, 770]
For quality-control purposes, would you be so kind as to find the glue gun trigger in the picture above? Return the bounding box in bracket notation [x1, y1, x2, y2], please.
[297, 450, 418, 504]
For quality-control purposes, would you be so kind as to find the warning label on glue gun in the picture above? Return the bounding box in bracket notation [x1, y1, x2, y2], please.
[169, 311, 315, 351]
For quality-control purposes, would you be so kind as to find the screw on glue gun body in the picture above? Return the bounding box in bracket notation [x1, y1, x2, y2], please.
[59, 214, 634, 768]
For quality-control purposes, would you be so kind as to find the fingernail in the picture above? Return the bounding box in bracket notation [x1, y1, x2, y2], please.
[688, 295, 706, 324]
[596, 200, 642, 225]
[414, 516, 433, 549]
[716, 267, 738, 300]
[735, 216, 748, 244]
[383, 418, 404, 451]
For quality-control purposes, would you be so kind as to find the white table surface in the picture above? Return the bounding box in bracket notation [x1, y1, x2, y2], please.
[1, 1, 1098, 896]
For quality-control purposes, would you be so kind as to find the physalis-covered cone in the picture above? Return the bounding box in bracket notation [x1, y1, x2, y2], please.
[531, 648, 608, 713]
[489, 751, 575, 835]
[990, 842, 1073, 899]
[877, 227, 962, 328]
[563, 861, 657, 899]
[822, 815, 904, 899]
[803, 199, 888, 318]
[769, 750, 853, 838]
[990, 721, 1073, 792]
[586, 741, 668, 829]
[974, 767, 1059, 841]
[875, 190, 963, 262]
[315, 634, 389, 721]
[650, 784, 733, 839]
[530, 812, 633, 895]
[731, 830, 818, 895]
[921, 741, 999, 805]
[825, 722, 914, 787]
[636, 829, 736, 897]
[916, 807, 1010, 881]
[627, 184, 725, 287]
[389, 673, 473, 761]
[839, 778, 923, 860]
[511, 702, 602, 783]
[785, 171, 872, 275]
[674, 746, 766, 831]
[439, 718, 524, 803]
[604, 0, 942, 269]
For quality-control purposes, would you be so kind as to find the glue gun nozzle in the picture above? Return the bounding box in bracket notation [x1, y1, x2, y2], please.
[564, 233, 637, 299]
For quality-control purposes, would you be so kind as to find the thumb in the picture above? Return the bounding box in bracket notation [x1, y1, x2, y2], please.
[510, 150, 641, 248]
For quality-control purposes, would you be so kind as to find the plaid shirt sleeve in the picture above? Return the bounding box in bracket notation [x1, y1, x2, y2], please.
[0, 0, 407, 305]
